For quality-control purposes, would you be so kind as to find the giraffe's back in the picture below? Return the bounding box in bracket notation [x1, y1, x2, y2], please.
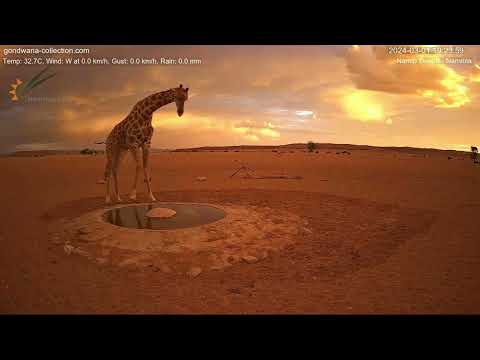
[106, 111, 154, 149]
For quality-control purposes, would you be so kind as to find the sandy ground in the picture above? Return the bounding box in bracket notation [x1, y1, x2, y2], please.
[1, 149, 479, 314]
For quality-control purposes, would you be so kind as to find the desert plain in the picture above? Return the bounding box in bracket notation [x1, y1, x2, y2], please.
[0, 144, 479, 314]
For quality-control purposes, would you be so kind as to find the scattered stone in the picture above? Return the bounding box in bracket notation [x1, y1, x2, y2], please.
[196, 176, 207, 181]
[303, 227, 313, 234]
[73, 248, 88, 256]
[77, 228, 90, 235]
[146, 207, 176, 219]
[96, 258, 108, 265]
[228, 288, 242, 294]
[242, 255, 259, 264]
[187, 266, 202, 278]
[119, 258, 137, 267]
[63, 244, 74, 255]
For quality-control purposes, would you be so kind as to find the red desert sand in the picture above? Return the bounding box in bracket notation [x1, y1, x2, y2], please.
[0, 145, 479, 314]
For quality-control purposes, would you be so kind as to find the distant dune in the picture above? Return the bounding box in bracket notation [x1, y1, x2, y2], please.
[2, 143, 472, 157]
[172, 143, 471, 156]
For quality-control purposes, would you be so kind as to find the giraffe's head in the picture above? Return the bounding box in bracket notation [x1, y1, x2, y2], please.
[174, 84, 189, 117]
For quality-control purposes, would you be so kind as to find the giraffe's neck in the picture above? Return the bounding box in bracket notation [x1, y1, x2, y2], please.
[139, 89, 176, 117]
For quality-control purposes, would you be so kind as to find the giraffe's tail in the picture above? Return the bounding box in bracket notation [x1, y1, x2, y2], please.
[95, 140, 108, 183]
[98, 160, 111, 184]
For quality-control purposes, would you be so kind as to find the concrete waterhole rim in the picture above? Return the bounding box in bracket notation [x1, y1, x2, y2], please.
[54, 200, 307, 275]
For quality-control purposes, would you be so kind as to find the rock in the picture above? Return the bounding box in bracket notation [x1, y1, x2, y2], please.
[119, 258, 137, 267]
[63, 244, 74, 255]
[303, 227, 313, 234]
[146, 207, 176, 219]
[187, 266, 202, 278]
[228, 288, 242, 294]
[196, 176, 207, 181]
[77, 228, 90, 235]
[242, 255, 258, 264]
[72, 248, 88, 256]
[96, 258, 108, 265]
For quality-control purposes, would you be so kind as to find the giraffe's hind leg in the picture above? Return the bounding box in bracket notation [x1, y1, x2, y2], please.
[142, 144, 156, 202]
[112, 148, 126, 202]
[128, 147, 141, 201]
[104, 150, 113, 204]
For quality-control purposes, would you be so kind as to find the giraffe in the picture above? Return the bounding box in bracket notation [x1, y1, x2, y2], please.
[101, 84, 189, 204]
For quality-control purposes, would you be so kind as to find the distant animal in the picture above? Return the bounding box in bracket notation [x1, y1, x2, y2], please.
[100, 84, 189, 204]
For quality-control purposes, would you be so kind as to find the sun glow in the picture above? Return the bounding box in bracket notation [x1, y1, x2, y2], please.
[342, 91, 385, 122]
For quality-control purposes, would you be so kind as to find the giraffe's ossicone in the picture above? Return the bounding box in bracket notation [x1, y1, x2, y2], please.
[102, 84, 189, 204]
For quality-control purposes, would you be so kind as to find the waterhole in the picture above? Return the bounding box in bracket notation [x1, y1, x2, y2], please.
[103, 202, 226, 230]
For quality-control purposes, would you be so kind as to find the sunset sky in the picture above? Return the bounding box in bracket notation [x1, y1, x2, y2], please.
[1, 45, 480, 153]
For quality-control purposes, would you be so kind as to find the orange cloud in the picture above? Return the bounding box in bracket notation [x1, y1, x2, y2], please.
[345, 45, 471, 108]
[232, 120, 281, 141]
[471, 64, 480, 82]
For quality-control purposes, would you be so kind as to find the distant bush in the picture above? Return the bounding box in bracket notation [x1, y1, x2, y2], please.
[307, 141, 316, 152]
[80, 148, 96, 155]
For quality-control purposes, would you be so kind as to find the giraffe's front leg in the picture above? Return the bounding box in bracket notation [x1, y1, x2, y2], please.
[142, 144, 156, 202]
[104, 149, 113, 204]
[128, 147, 141, 201]
[105, 177, 112, 204]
